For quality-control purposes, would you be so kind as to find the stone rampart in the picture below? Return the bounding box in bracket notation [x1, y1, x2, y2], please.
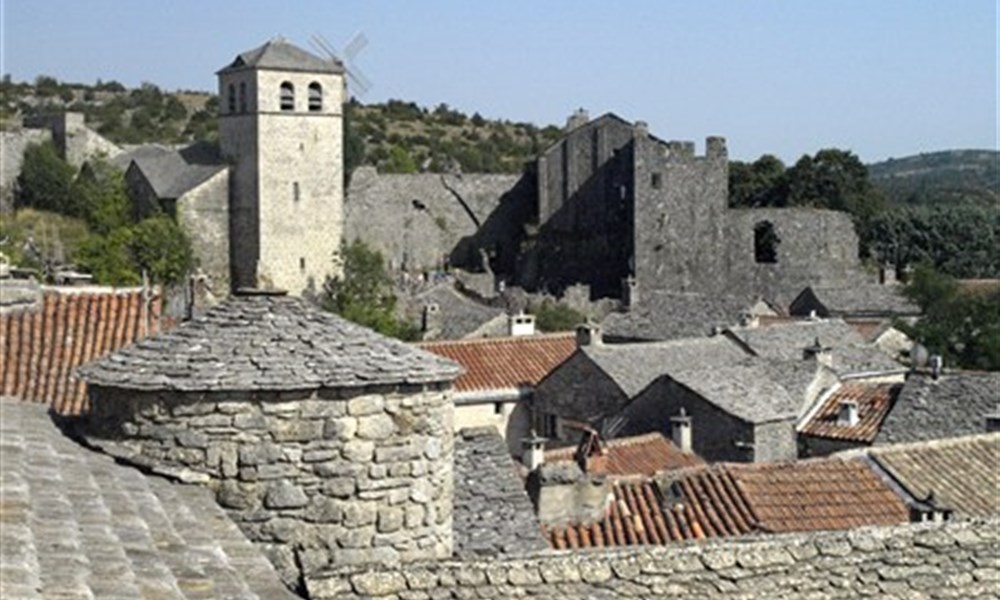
[306, 518, 999, 599]
[77, 384, 454, 587]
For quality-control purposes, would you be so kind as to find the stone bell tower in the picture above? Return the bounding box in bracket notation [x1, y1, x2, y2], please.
[218, 37, 345, 295]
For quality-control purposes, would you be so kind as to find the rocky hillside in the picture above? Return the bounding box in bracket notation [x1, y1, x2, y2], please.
[868, 150, 999, 206]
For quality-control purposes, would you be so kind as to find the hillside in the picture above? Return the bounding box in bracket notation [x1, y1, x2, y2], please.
[868, 150, 999, 207]
[1, 76, 561, 175]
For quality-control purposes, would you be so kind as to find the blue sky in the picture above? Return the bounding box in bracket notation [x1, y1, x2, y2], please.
[2, 0, 996, 162]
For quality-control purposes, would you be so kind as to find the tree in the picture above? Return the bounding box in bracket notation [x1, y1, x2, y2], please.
[530, 301, 586, 332]
[322, 240, 419, 340]
[72, 157, 131, 234]
[383, 144, 417, 174]
[343, 101, 366, 185]
[16, 141, 76, 214]
[729, 154, 786, 208]
[129, 214, 195, 284]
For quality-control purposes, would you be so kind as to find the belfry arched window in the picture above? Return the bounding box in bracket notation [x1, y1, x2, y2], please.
[308, 82, 322, 112]
[227, 84, 236, 114]
[280, 82, 295, 111]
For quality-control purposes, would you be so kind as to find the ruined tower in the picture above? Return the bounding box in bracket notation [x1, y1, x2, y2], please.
[218, 38, 345, 295]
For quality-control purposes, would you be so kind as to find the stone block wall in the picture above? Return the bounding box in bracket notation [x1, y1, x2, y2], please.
[79, 384, 454, 586]
[306, 518, 1000, 599]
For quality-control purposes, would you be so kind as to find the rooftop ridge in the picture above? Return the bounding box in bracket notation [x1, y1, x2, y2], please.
[418, 331, 575, 349]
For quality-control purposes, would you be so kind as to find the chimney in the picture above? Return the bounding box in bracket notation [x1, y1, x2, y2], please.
[622, 276, 638, 309]
[738, 309, 759, 328]
[929, 354, 943, 381]
[565, 108, 589, 132]
[573, 429, 608, 475]
[576, 321, 603, 347]
[521, 431, 547, 471]
[421, 302, 441, 336]
[509, 311, 536, 337]
[880, 263, 898, 286]
[671, 408, 692, 453]
[837, 400, 860, 426]
[633, 121, 649, 138]
[803, 337, 833, 368]
[984, 407, 1000, 432]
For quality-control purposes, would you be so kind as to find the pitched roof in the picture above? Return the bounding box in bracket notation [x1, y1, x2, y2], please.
[115, 143, 226, 199]
[665, 361, 802, 423]
[800, 381, 902, 443]
[403, 283, 507, 341]
[1, 287, 165, 415]
[0, 398, 296, 599]
[452, 427, 548, 558]
[580, 336, 749, 398]
[865, 434, 1000, 518]
[875, 371, 1000, 445]
[76, 293, 461, 391]
[419, 333, 575, 394]
[544, 432, 704, 476]
[790, 285, 920, 317]
[602, 293, 754, 342]
[218, 38, 344, 74]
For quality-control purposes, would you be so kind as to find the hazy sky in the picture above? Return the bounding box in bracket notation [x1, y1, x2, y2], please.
[2, 0, 996, 162]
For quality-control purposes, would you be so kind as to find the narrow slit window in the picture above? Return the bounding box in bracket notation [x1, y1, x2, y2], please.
[238, 82, 247, 113]
[293, 182, 300, 202]
[280, 82, 295, 111]
[308, 82, 322, 112]
[299, 257, 306, 271]
[651, 172, 662, 188]
[227, 84, 236, 114]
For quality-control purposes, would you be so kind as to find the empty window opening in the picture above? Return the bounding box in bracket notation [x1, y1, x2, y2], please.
[299, 257, 306, 271]
[238, 82, 247, 113]
[493, 402, 503, 415]
[308, 82, 323, 112]
[227, 84, 236, 113]
[543, 414, 559, 438]
[651, 172, 662, 189]
[754, 221, 780, 264]
[293, 182, 300, 202]
[280, 82, 295, 111]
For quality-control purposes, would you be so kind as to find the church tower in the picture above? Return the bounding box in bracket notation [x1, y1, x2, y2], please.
[217, 38, 345, 295]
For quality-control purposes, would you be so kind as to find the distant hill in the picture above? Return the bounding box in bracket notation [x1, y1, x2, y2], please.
[867, 150, 999, 207]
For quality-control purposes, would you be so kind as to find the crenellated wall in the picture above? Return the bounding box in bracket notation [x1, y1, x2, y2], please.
[305, 518, 1000, 599]
[77, 383, 455, 588]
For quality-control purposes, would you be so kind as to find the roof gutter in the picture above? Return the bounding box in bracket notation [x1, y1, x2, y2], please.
[452, 387, 532, 406]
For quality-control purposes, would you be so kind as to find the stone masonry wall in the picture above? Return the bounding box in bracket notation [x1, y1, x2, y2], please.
[79, 384, 454, 588]
[306, 518, 1000, 599]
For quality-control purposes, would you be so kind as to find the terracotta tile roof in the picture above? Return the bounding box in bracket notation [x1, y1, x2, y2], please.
[418, 333, 576, 393]
[800, 381, 902, 443]
[545, 432, 705, 476]
[0, 287, 163, 415]
[725, 459, 910, 533]
[866, 434, 1000, 518]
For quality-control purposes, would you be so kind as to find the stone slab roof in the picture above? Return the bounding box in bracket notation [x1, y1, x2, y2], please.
[602, 293, 753, 342]
[76, 294, 461, 391]
[791, 285, 921, 318]
[581, 336, 750, 399]
[452, 427, 548, 558]
[1, 287, 165, 415]
[402, 283, 507, 341]
[875, 371, 1000, 445]
[800, 381, 903, 443]
[0, 398, 296, 599]
[419, 333, 575, 395]
[544, 432, 704, 476]
[219, 38, 344, 74]
[114, 143, 226, 200]
[666, 360, 802, 423]
[865, 434, 1000, 518]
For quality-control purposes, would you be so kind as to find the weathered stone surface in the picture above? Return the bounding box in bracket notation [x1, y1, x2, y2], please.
[352, 571, 407, 595]
[264, 481, 308, 509]
[357, 414, 396, 440]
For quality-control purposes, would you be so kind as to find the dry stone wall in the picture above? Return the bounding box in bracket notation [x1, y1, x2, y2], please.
[306, 518, 1000, 599]
[77, 384, 454, 587]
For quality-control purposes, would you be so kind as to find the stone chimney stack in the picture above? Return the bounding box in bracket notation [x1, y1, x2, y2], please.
[671, 408, 693, 453]
[929, 355, 943, 381]
[838, 400, 860, 426]
[576, 321, 603, 347]
[565, 108, 590, 132]
[422, 302, 441, 338]
[622, 276, 638, 309]
[880, 263, 898, 286]
[803, 337, 833, 368]
[521, 432, 547, 471]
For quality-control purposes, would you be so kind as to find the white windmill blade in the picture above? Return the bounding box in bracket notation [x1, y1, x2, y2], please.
[343, 31, 368, 61]
[310, 31, 373, 97]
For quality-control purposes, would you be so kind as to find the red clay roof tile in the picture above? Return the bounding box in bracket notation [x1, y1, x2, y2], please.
[418, 333, 576, 393]
[800, 381, 902, 443]
[545, 432, 705, 476]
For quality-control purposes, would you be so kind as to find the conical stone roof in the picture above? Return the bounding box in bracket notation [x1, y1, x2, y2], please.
[76, 294, 461, 392]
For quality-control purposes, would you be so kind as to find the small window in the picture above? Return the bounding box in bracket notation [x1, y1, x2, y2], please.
[227, 84, 236, 114]
[293, 182, 300, 202]
[238, 82, 247, 113]
[299, 257, 306, 271]
[754, 221, 780, 264]
[651, 172, 662, 188]
[308, 82, 322, 112]
[493, 402, 503, 415]
[280, 82, 295, 111]
[543, 414, 559, 437]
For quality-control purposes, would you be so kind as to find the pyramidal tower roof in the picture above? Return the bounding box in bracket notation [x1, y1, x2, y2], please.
[218, 37, 344, 75]
[77, 294, 461, 392]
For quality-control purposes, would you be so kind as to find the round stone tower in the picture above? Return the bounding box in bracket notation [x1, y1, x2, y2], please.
[75, 291, 461, 587]
[217, 38, 346, 295]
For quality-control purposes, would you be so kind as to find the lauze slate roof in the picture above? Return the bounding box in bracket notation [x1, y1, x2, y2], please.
[0, 287, 164, 415]
[419, 333, 576, 394]
[219, 38, 344, 74]
[0, 398, 296, 599]
[452, 427, 548, 558]
[800, 381, 903, 443]
[76, 293, 461, 391]
[544, 432, 704, 476]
